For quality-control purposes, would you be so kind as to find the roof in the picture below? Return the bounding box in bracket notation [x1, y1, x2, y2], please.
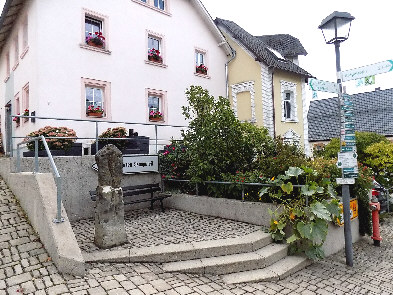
[257, 34, 307, 57]
[214, 18, 313, 78]
[308, 88, 393, 141]
[0, 0, 26, 55]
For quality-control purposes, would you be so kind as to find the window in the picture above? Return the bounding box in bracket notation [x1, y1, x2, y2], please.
[13, 36, 19, 69]
[154, 0, 165, 10]
[82, 9, 109, 52]
[146, 32, 166, 66]
[22, 83, 29, 123]
[81, 78, 111, 119]
[132, 0, 170, 15]
[14, 93, 20, 127]
[283, 92, 292, 120]
[195, 49, 208, 75]
[5, 52, 10, 81]
[85, 16, 102, 39]
[146, 89, 166, 122]
[280, 80, 298, 122]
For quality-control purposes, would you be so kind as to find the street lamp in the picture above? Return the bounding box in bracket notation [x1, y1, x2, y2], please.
[319, 11, 355, 267]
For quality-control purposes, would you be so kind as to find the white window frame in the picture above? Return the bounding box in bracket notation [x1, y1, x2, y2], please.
[81, 78, 111, 120]
[280, 80, 298, 122]
[146, 88, 167, 123]
[131, 0, 171, 15]
[81, 9, 110, 53]
[146, 31, 167, 67]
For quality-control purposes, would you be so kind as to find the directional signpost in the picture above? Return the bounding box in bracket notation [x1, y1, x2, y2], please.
[342, 60, 393, 82]
[309, 78, 339, 93]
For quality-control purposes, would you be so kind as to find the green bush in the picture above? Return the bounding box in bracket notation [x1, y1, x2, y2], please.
[26, 126, 77, 151]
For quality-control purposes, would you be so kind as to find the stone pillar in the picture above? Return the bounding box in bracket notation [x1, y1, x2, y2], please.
[94, 144, 127, 248]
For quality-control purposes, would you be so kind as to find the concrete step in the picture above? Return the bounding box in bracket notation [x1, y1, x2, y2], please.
[222, 255, 311, 284]
[83, 230, 272, 263]
[162, 243, 288, 275]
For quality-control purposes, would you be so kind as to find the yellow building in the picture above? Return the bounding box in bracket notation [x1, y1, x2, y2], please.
[215, 19, 313, 153]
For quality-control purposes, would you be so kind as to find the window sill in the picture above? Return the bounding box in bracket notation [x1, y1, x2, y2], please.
[149, 120, 165, 124]
[145, 60, 168, 68]
[282, 119, 299, 123]
[194, 72, 211, 79]
[4, 76, 9, 83]
[80, 44, 111, 55]
[20, 46, 29, 59]
[131, 0, 171, 16]
[12, 62, 19, 71]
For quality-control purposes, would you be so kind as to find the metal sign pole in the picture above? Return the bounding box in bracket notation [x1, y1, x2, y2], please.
[335, 41, 354, 267]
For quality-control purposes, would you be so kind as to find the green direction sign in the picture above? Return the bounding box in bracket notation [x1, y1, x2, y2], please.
[344, 173, 359, 178]
[309, 78, 339, 93]
[342, 60, 393, 82]
[341, 146, 354, 152]
[345, 123, 355, 129]
[344, 141, 356, 147]
[345, 136, 356, 141]
[341, 105, 353, 111]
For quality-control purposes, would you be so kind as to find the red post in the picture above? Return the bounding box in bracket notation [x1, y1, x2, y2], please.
[370, 200, 382, 246]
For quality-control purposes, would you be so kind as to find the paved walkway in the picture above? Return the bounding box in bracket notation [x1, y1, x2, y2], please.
[1, 177, 393, 294]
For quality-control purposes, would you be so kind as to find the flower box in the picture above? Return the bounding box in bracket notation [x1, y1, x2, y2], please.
[196, 64, 208, 75]
[148, 55, 163, 63]
[149, 117, 162, 122]
[86, 32, 105, 49]
[87, 40, 104, 49]
[87, 112, 103, 118]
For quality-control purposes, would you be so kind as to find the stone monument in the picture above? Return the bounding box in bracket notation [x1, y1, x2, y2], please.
[94, 144, 127, 248]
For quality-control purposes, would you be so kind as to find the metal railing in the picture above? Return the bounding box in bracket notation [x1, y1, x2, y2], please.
[8, 114, 188, 156]
[16, 135, 64, 223]
[163, 179, 310, 205]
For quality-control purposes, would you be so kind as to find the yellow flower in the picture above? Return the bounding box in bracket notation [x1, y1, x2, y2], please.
[273, 220, 278, 225]
[271, 177, 275, 181]
[290, 212, 295, 220]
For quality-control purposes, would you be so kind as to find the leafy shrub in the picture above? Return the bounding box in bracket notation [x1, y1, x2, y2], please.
[99, 127, 128, 150]
[160, 140, 190, 180]
[26, 126, 77, 151]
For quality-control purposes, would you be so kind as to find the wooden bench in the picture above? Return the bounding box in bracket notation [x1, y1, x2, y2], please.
[89, 183, 171, 212]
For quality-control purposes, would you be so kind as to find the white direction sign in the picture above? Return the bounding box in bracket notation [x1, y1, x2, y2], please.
[342, 60, 393, 82]
[309, 78, 339, 93]
[336, 178, 355, 185]
[337, 152, 358, 168]
[92, 155, 159, 174]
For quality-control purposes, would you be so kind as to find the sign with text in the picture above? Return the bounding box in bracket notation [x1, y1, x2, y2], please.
[309, 78, 339, 93]
[338, 199, 359, 226]
[342, 60, 393, 82]
[337, 152, 358, 168]
[91, 155, 159, 174]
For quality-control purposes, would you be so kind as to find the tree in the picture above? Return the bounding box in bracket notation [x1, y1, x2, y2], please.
[364, 141, 393, 189]
[181, 86, 274, 182]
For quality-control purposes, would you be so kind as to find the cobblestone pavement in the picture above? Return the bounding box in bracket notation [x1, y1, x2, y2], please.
[1, 177, 393, 294]
[71, 209, 261, 252]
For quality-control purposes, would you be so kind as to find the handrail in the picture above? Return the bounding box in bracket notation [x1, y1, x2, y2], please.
[164, 179, 309, 204]
[16, 135, 64, 223]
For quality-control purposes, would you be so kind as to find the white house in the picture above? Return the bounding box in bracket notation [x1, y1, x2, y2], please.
[0, 0, 232, 154]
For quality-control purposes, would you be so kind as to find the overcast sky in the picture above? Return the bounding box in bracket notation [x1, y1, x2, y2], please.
[1, 0, 391, 97]
[200, 0, 393, 97]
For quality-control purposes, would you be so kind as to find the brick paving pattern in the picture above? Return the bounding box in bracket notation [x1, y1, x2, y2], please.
[1, 176, 393, 294]
[71, 209, 261, 252]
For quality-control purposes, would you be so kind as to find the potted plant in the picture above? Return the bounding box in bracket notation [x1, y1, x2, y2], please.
[86, 105, 104, 118]
[196, 64, 208, 75]
[13, 113, 20, 125]
[85, 31, 105, 49]
[149, 110, 163, 121]
[148, 48, 162, 63]
[23, 109, 29, 122]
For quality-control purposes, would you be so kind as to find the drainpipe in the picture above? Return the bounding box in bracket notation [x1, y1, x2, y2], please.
[225, 47, 236, 98]
[271, 69, 276, 138]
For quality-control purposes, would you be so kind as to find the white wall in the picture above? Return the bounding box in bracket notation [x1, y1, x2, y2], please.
[1, 0, 229, 152]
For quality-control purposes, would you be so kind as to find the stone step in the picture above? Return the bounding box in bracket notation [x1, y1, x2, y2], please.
[222, 255, 311, 284]
[162, 243, 288, 275]
[83, 230, 272, 263]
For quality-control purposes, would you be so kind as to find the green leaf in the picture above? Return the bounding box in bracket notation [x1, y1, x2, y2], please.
[301, 185, 316, 196]
[297, 221, 312, 240]
[316, 186, 324, 194]
[281, 182, 293, 194]
[259, 187, 270, 197]
[305, 245, 325, 260]
[286, 234, 299, 244]
[285, 167, 304, 177]
[325, 200, 341, 217]
[310, 219, 328, 245]
[328, 184, 338, 198]
[310, 202, 331, 220]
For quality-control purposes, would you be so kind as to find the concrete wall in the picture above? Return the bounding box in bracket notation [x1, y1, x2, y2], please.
[0, 156, 161, 221]
[0, 169, 86, 275]
[165, 193, 360, 257]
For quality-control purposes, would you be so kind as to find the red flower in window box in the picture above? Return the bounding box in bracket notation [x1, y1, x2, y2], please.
[86, 32, 105, 49]
[149, 110, 163, 121]
[196, 64, 208, 74]
[148, 48, 162, 63]
[86, 105, 104, 117]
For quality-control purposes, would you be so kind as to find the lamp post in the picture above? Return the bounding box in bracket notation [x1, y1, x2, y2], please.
[319, 11, 355, 267]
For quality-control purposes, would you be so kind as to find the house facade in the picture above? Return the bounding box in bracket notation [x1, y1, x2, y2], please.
[0, 0, 232, 154]
[215, 18, 313, 153]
